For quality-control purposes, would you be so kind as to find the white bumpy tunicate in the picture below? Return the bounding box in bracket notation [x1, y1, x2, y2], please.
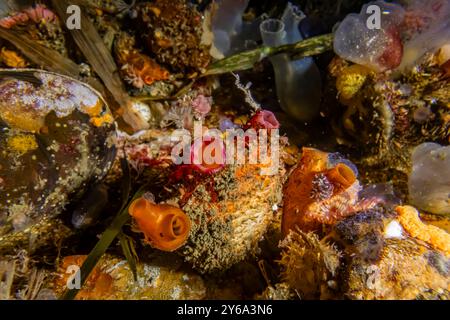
[333, 0, 405, 72]
[408, 143, 450, 215]
[259, 3, 322, 121]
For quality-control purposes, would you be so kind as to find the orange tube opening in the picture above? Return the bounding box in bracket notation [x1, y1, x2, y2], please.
[327, 163, 356, 189]
[129, 198, 191, 252]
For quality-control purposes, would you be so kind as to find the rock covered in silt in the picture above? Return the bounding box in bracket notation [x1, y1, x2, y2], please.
[49, 254, 206, 300]
[276, 205, 450, 300]
[333, 206, 450, 299]
[0, 69, 116, 253]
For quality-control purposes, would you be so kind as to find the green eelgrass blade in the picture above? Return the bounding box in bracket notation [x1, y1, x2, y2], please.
[118, 232, 138, 281]
[61, 158, 143, 300]
[203, 33, 333, 76]
[60, 186, 146, 300]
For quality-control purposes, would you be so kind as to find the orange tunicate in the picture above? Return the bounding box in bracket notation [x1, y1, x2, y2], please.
[128, 197, 191, 251]
[325, 163, 357, 189]
[282, 148, 359, 236]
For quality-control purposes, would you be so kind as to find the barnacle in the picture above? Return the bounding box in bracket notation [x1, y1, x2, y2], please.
[178, 159, 285, 273]
[278, 229, 341, 299]
[129, 196, 191, 251]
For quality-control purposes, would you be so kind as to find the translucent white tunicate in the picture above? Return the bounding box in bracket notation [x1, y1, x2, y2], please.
[408, 143, 450, 215]
[211, 0, 265, 58]
[334, 0, 450, 72]
[397, 0, 450, 70]
[333, 0, 405, 72]
[259, 3, 322, 121]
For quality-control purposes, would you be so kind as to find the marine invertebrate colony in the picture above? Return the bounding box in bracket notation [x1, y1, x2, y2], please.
[136, 0, 211, 75]
[282, 148, 377, 236]
[0, 0, 448, 302]
[114, 32, 169, 89]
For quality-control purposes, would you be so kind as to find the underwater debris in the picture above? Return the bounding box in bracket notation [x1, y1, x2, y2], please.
[129, 195, 191, 252]
[260, 3, 322, 122]
[408, 143, 450, 215]
[0, 251, 49, 300]
[0, 69, 116, 253]
[282, 148, 377, 236]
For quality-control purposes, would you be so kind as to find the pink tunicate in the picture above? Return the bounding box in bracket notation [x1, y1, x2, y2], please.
[191, 95, 212, 116]
[247, 110, 280, 130]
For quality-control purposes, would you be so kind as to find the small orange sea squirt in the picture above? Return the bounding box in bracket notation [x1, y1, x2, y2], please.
[282, 148, 362, 236]
[128, 196, 191, 251]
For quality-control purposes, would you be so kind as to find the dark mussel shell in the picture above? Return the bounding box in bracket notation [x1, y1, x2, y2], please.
[0, 69, 116, 250]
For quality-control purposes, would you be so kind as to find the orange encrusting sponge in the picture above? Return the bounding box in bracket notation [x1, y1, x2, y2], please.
[128, 197, 191, 252]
